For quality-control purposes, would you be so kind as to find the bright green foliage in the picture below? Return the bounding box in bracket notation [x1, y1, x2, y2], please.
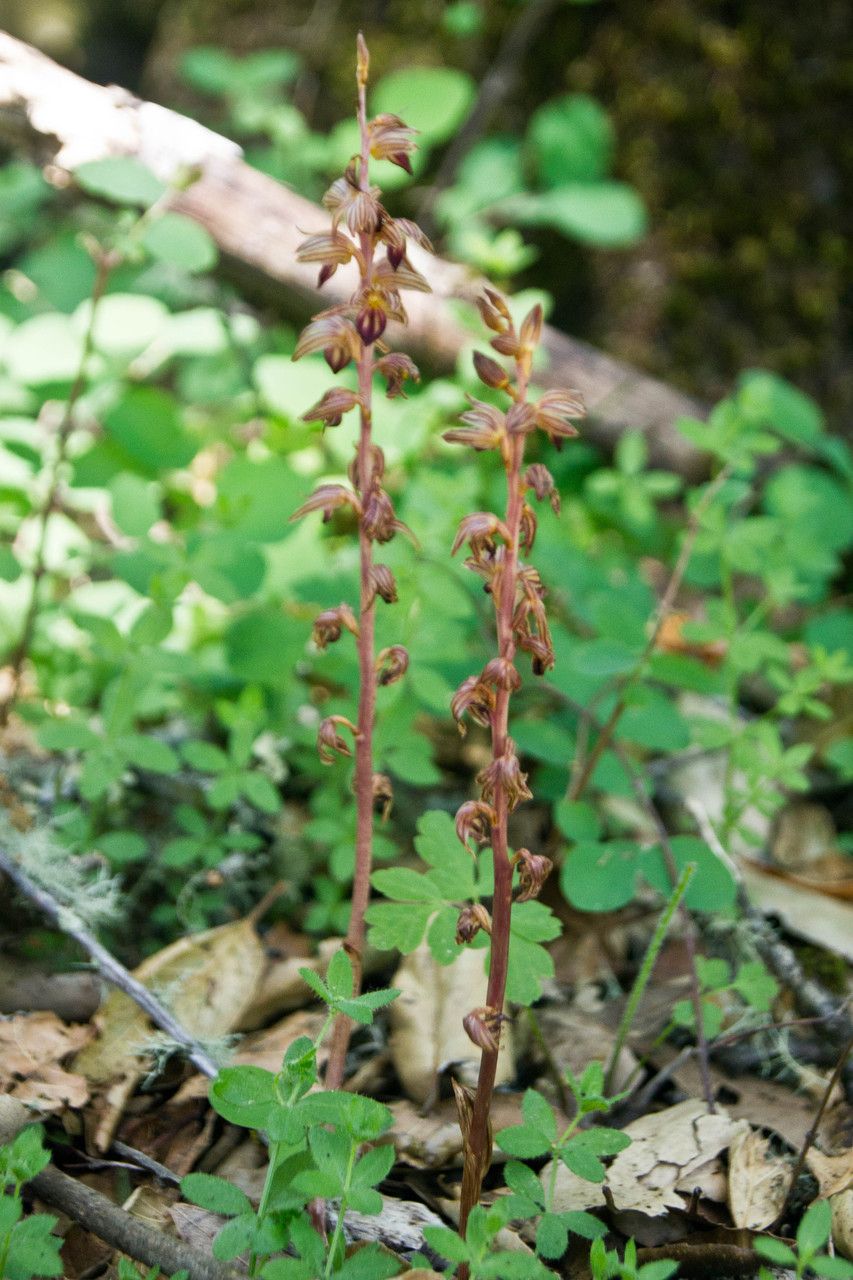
[497, 1064, 629, 1262]
[755, 1199, 853, 1278]
[182, 955, 398, 1277]
[0, 1128, 62, 1280]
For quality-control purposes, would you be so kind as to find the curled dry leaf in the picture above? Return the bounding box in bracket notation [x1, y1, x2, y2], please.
[727, 1127, 791, 1230]
[0, 1011, 91, 1116]
[388, 944, 515, 1105]
[831, 1189, 853, 1261]
[807, 1147, 853, 1199]
[73, 915, 265, 1150]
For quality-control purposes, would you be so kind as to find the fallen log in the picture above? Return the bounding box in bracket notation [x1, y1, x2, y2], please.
[0, 29, 708, 478]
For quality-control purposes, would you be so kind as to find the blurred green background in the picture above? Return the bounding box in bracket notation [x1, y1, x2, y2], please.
[5, 0, 851, 416]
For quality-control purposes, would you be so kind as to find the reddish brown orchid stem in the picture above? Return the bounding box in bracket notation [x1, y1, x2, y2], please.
[460, 437, 526, 1240]
[291, 35, 426, 1090]
[447, 298, 584, 1245]
[325, 53, 376, 1091]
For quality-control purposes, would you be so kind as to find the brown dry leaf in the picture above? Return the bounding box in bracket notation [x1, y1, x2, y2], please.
[606, 1099, 749, 1217]
[73, 915, 265, 1149]
[0, 1012, 91, 1116]
[661, 1049, 818, 1150]
[807, 1147, 853, 1198]
[831, 1189, 853, 1261]
[388, 945, 514, 1105]
[727, 1127, 791, 1229]
[533, 1003, 638, 1095]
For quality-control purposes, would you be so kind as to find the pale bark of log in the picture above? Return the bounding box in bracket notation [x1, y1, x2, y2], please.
[0, 29, 708, 478]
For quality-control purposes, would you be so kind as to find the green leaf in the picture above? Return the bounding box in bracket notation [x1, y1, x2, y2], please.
[642, 835, 737, 913]
[796, 1198, 832, 1257]
[560, 840, 643, 911]
[370, 867, 443, 902]
[326, 949, 354, 999]
[811, 1258, 853, 1279]
[142, 214, 218, 273]
[535, 1211, 569, 1260]
[38, 718, 100, 752]
[121, 734, 179, 773]
[738, 370, 824, 445]
[335, 1247, 402, 1280]
[180, 742, 229, 768]
[180, 1172, 252, 1217]
[108, 473, 161, 538]
[364, 900, 434, 953]
[4, 1212, 63, 1280]
[560, 1144, 606, 1182]
[421, 1226, 472, 1265]
[2, 1125, 52, 1183]
[6, 314, 83, 385]
[638, 1264, 680, 1280]
[554, 800, 602, 842]
[239, 772, 281, 814]
[732, 961, 779, 1011]
[695, 957, 731, 990]
[561, 1209, 607, 1240]
[102, 388, 196, 474]
[413, 809, 477, 898]
[503, 1160, 545, 1207]
[75, 157, 166, 206]
[211, 1212, 258, 1262]
[209, 1065, 276, 1129]
[496, 183, 647, 247]
[372, 67, 476, 144]
[96, 831, 147, 866]
[753, 1236, 797, 1265]
[522, 1089, 558, 1143]
[506, 902, 559, 1005]
[351, 1142, 395, 1190]
[528, 94, 613, 186]
[495, 1125, 551, 1160]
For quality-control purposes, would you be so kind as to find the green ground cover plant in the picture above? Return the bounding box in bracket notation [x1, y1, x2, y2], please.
[0, 23, 850, 1280]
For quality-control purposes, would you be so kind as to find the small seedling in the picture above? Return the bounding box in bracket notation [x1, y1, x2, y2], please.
[754, 1199, 853, 1279]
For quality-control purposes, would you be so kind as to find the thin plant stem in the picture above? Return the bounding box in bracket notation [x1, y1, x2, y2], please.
[567, 463, 732, 801]
[604, 861, 695, 1093]
[324, 54, 377, 1092]
[0, 248, 114, 726]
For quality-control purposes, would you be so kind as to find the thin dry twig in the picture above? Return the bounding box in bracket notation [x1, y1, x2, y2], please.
[30, 1164, 241, 1280]
[0, 846, 220, 1079]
